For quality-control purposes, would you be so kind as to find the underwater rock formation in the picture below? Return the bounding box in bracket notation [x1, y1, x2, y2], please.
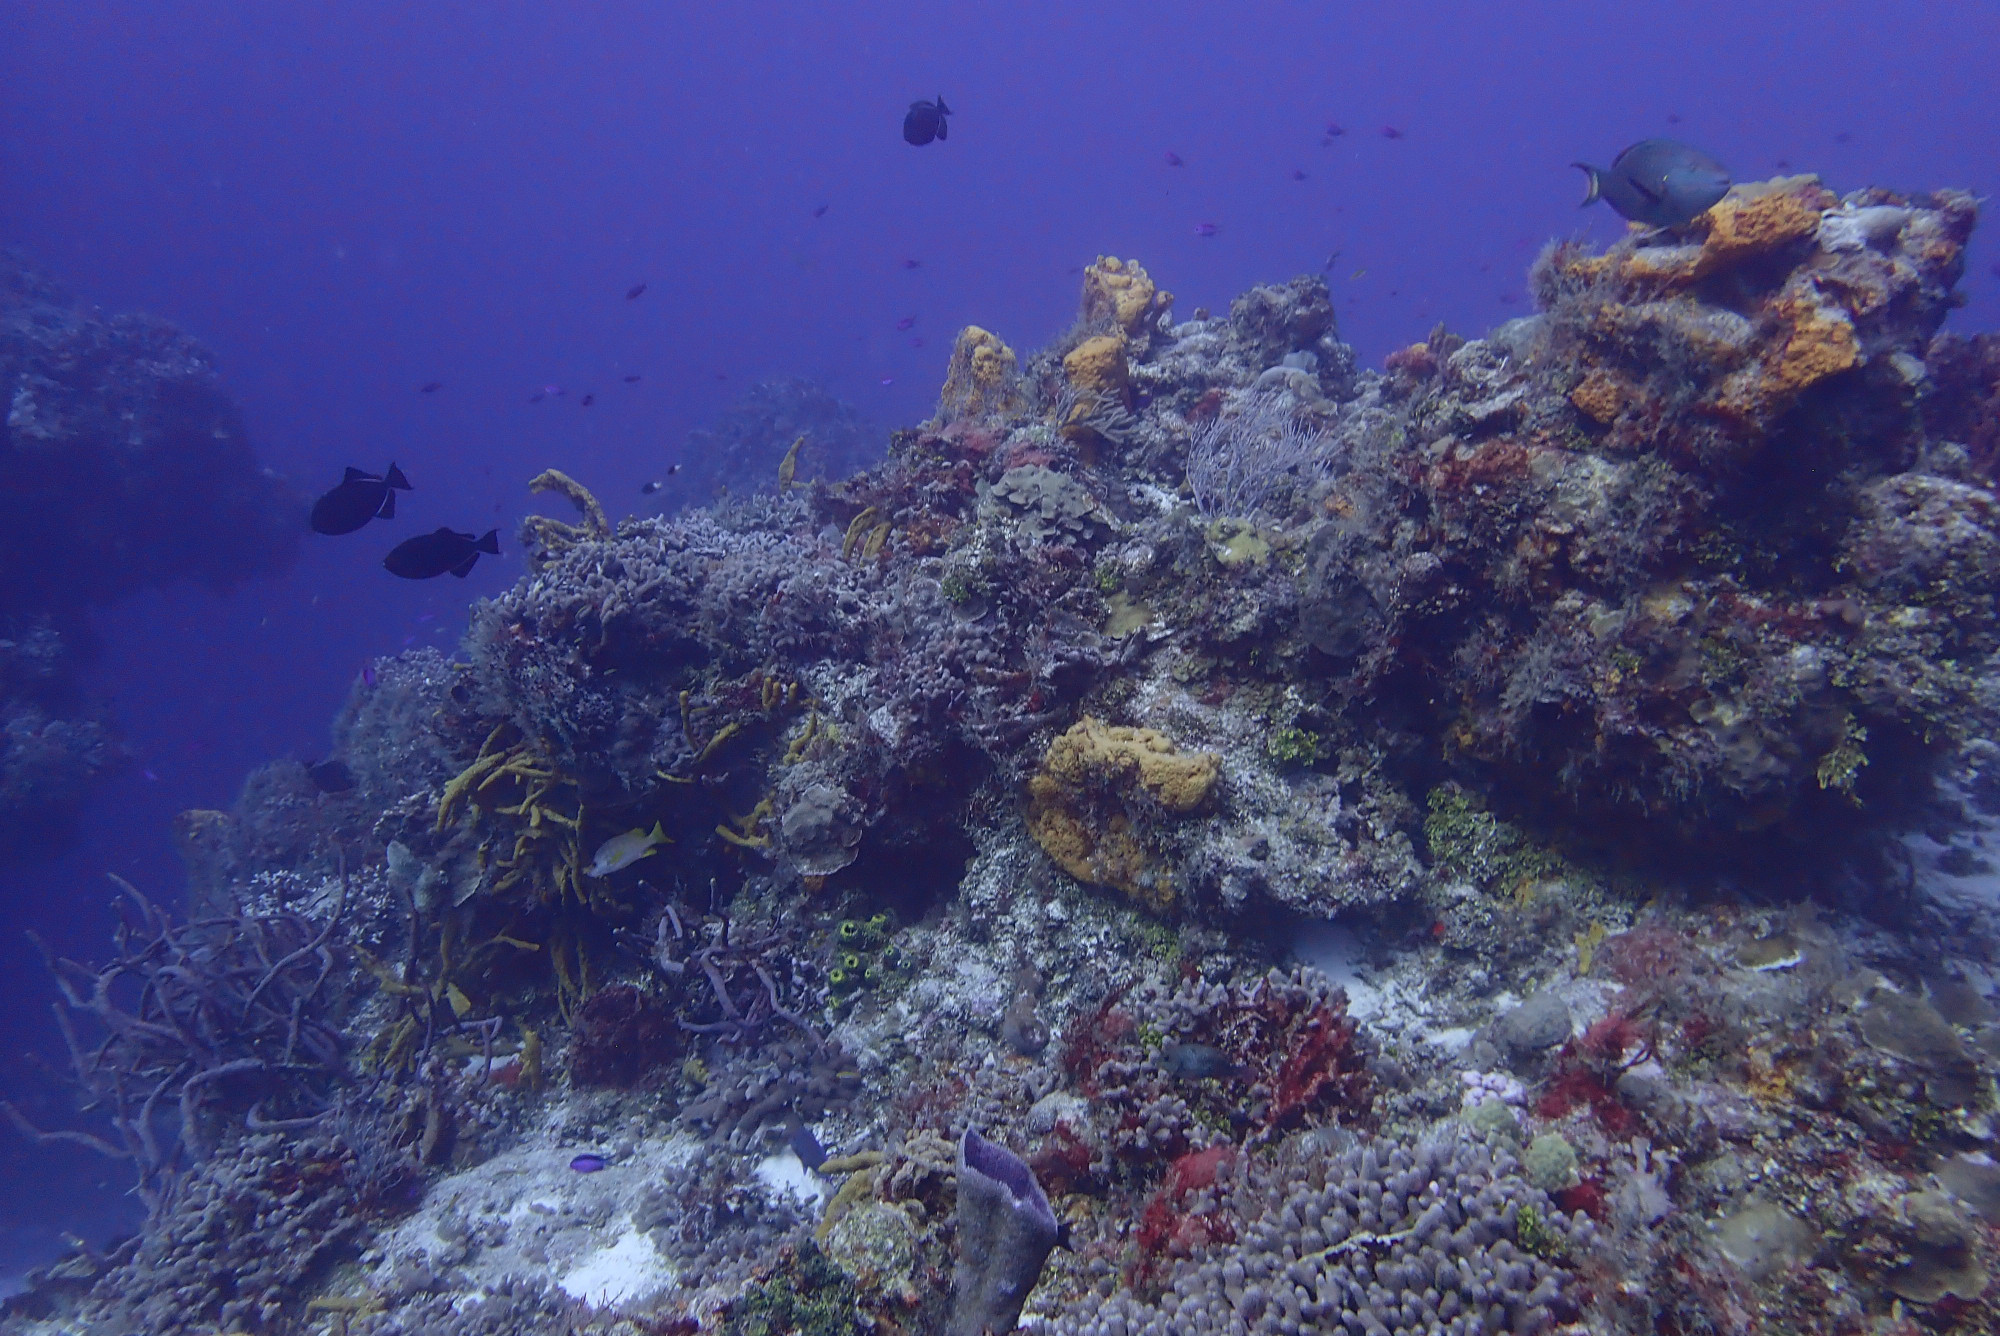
[0, 251, 300, 855]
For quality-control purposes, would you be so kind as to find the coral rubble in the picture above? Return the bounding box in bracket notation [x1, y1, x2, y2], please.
[13, 175, 2000, 1336]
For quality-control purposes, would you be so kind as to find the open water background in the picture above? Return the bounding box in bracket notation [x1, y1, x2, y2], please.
[1, 0, 1996, 1280]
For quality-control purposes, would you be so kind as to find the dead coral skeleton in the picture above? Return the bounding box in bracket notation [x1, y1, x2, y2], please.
[628, 891, 822, 1046]
[3, 868, 348, 1221]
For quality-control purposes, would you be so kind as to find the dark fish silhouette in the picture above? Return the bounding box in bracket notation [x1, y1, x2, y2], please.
[901, 258, 922, 269]
[1291, 168, 1308, 181]
[622, 374, 642, 383]
[385, 527, 499, 579]
[1574, 139, 1731, 228]
[1160, 1041, 1250, 1082]
[418, 381, 443, 393]
[903, 96, 951, 146]
[786, 1111, 828, 1172]
[305, 758, 355, 793]
[625, 282, 647, 300]
[895, 315, 916, 331]
[813, 203, 829, 218]
[1380, 125, 1404, 140]
[580, 394, 595, 407]
[1193, 222, 1219, 238]
[1164, 151, 1184, 167]
[311, 464, 411, 535]
[640, 465, 682, 494]
[1324, 121, 1345, 137]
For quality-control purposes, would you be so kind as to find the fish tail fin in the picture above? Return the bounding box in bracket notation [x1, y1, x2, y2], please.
[385, 463, 412, 490]
[377, 489, 396, 519]
[1572, 163, 1602, 207]
[476, 529, 500, 554]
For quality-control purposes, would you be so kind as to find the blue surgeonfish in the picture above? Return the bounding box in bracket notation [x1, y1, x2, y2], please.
[588, 820, 669, 878]
[1573, 139, 1731, 228]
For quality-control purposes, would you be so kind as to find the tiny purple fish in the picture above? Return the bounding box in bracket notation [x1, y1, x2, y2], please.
[570, 1153, 607, 1173]
[1290, 168, 1307, 181]
[142, 769, 159, 782]
[361, 664, 378, 688]
[1193, 222, 1219, 238]
[880, 377, 894, 386]
[901, 258, 922, 269]
[1164, 151, 1184, 167]
[1379, 125, 1403, 140]
[1324, 121, 1345, 137]
[812, 203, 829, 218]
[545, 384, 565, 397]
[895, 315, 916, 331]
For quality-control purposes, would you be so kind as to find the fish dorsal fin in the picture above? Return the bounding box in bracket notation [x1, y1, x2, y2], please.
[648, 820, 666, 841]
[344, 466, 372, 482]
[377, 489, 396, 519]
[384, 463, 412, 490]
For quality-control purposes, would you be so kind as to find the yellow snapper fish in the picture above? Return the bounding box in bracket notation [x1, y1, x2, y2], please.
[587, 821, 669, 878]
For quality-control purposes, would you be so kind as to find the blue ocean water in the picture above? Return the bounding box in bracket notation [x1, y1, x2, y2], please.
[0, 0, 1995, 1287]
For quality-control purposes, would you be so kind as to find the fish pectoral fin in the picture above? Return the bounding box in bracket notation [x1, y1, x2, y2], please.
[377, 489, 397, 519]
[450, 555, 478, 577]
[935, 119, 947, 141]
[1630, 177, 1663, 204]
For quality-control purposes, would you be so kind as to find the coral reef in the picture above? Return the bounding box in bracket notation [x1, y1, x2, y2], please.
[16, 170, 2000, 1336]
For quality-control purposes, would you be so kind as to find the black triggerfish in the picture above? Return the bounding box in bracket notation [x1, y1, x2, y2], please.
[903, 96, 951, 146]
[1573, 139, 1731, 228]
[384, 527, 499, 579]
[311, 463, 411, 535]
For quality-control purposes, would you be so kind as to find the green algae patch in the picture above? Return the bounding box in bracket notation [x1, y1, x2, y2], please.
[1104, 591, 1153, 638]
[1205, 517, 1271, 567]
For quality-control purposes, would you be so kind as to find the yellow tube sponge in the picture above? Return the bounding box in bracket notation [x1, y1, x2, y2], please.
[1079, 257, 1171, 333]
[937, 326, 1026, 421]
[1062, 333, 1129, 403]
